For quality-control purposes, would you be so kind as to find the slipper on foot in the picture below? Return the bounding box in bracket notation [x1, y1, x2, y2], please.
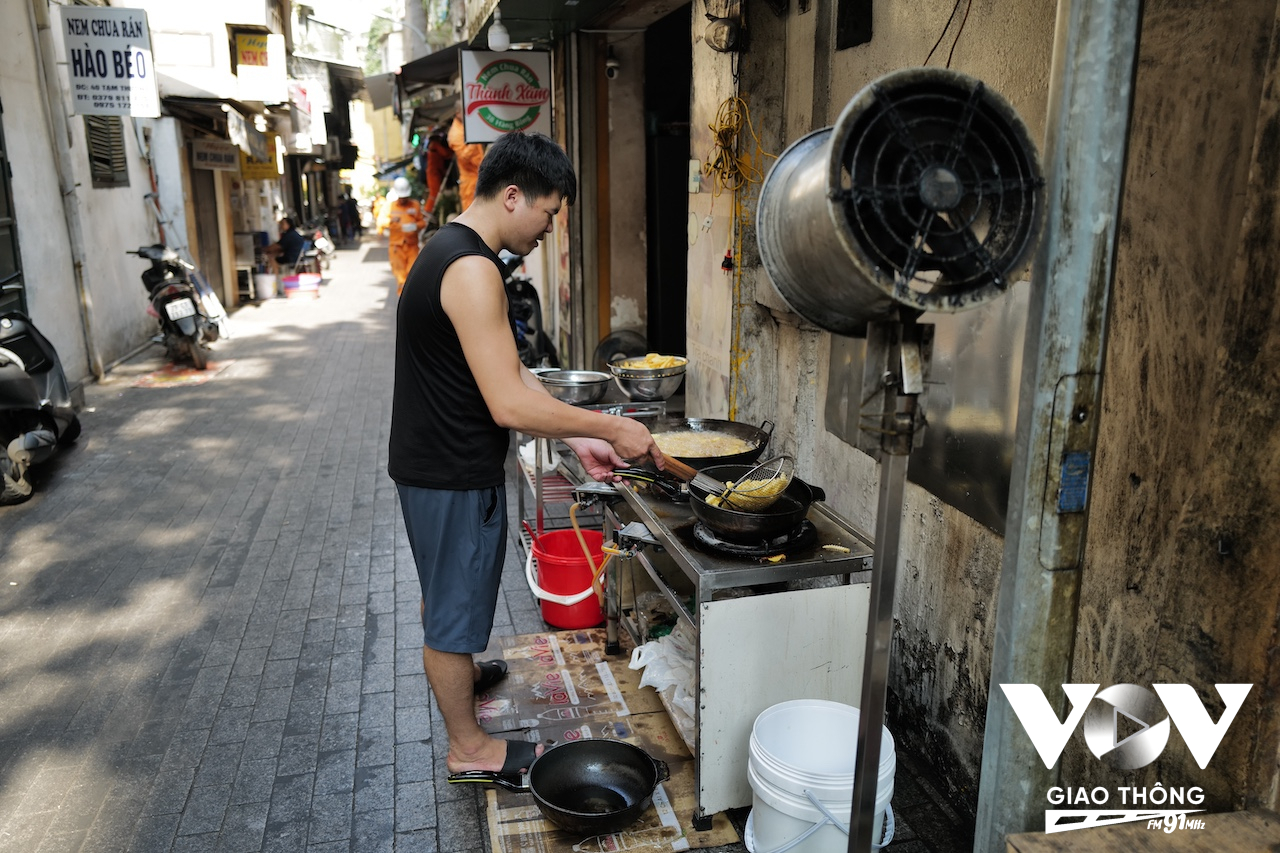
[446, 739, 540, 786]
[474, 659, 509, 694]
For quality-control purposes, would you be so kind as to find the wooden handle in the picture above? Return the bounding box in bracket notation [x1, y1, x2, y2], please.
[660, 456, 699, 483]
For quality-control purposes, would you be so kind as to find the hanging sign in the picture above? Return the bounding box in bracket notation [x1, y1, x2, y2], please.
[58, 5, 160, 117]
[192, 139, 240, 172]
[459, 50, 552, 143]
[241, 137, 280, 180]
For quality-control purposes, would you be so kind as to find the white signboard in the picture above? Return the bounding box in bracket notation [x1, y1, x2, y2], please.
[59, 6, 160, 117]
[192, 139, 240, 172]
[460, 50, 553, 143]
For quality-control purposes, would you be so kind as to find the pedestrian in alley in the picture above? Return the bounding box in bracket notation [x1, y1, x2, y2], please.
[387, 177, 426, 295]
[388, 131, 664, 781]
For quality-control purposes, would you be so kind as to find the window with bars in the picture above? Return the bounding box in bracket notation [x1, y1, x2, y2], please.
[85, 115, 129, 188]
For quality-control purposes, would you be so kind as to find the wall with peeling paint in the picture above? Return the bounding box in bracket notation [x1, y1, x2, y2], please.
[685, 0, 1280, 820]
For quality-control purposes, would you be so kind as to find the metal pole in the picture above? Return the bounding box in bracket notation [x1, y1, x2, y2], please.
[848, 448, 910, 853]
[849, 321, 923, 853]
[972, 0, 1142, 849]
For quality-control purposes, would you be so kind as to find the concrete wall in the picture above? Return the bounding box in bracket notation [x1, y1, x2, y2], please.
[692, 0, 1280, 817]
[686, 0, 1056, 810]
[4, 0, 161, 382]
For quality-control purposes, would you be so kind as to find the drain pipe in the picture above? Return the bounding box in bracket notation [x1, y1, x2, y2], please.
[28, 0, 105, 381]
[972, 0, 1143, 849]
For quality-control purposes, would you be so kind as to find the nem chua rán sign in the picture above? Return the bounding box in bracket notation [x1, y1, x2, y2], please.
[59, 6, 159, 117]
[460, 51, 552, 143]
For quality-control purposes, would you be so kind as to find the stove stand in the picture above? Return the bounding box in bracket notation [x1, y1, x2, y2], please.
[602, 481, 875, 827]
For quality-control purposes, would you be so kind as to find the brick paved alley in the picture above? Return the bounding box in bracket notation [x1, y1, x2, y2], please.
[0, 241, 555, 852]
[0, 239, 966, 853]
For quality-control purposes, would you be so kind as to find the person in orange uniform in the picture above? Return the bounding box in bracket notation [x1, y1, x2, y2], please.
[424, 127, 454, 215]
[447, 114, 485, 211]
[388, 177, 427, 294]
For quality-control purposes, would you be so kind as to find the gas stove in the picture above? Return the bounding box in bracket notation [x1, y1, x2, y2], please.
[601, 478, 875, 596]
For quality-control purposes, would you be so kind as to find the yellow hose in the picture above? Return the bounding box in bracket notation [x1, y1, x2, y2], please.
[570, 502, 612, 607]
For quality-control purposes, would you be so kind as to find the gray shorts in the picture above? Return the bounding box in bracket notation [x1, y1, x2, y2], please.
[396, 482, 507, 653]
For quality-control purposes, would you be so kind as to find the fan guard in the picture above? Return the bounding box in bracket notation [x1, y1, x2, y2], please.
[757, 68, 1044, 336]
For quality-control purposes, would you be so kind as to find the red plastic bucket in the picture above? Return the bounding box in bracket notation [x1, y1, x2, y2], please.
[529, 529, 605, 629]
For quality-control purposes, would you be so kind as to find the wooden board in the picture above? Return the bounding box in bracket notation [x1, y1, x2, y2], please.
[475, 629, 740, 853]
[1006, 809, 1280, 852]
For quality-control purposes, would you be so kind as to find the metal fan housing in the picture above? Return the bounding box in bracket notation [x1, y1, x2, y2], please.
[757, 68, 1045, 336]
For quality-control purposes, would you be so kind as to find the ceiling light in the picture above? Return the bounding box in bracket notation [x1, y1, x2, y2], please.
[488, 10, 510, 52]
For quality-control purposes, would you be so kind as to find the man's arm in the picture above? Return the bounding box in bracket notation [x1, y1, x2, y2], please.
[442, 256, 662, 470]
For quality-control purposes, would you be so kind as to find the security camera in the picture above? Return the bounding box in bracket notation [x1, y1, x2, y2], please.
[605, 56, 621, 79]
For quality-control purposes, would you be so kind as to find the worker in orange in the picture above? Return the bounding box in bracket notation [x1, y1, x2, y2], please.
[424, 126, 454, 215]
[388, 176, 427, 294]
[447, 114, 485, 211]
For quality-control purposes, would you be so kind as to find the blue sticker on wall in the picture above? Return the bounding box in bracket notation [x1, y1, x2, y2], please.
[1057, 451, 1091, 513]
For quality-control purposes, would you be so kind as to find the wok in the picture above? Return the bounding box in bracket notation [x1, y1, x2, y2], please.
[688, 463, 826, 542]
[482, 740, 670, 835]
[639, 417, 774, 469]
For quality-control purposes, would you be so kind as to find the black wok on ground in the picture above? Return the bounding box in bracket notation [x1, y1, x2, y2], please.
[449, 739, 670, 836]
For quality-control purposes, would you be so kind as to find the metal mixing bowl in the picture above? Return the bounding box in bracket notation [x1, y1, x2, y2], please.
[538, 370, 612, 405]
[608, 356, 687, 402]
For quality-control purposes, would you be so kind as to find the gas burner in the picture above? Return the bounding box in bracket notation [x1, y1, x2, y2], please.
[692, 519, 817, 558]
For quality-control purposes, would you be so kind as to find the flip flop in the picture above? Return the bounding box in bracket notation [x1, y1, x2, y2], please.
[446, 739, 540, 788]
[474, 659, 509, 694]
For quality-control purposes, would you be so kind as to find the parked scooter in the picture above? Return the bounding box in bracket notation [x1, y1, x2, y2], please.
[0, 312, 81, 505]
[128, 244, 220, 370]
[500, 253, 559, 369]
[306, 220, 335, 270]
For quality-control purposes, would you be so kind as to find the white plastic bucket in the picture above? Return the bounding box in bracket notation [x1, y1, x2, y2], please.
[746, 699, 896, 853]
[254, 273, 278, 299]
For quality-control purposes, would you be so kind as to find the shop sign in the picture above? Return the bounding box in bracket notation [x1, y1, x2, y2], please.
[460, 50, 552, 143]
[192, 139, 240, 172]
[241, 136, 280, 180]
[235, 33, 269, 66]
[58, 5, 160, 117]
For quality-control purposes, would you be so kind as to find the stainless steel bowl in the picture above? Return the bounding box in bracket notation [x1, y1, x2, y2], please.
[608, 356, 687, 402]
[538, 370, 611, 405]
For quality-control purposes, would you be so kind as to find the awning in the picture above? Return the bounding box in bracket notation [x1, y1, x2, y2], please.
[375, 154, 416, 179]
[398, 42, 464, 91]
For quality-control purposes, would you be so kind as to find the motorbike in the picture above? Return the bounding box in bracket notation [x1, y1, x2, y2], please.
[0, 312, 81, 505]
[306, 220, 335, 270]
[128, 244, 220, 370]
[501, 253, 559, 369]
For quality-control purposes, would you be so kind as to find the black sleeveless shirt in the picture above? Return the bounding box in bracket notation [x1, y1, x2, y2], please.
[388, 223, 510, 489]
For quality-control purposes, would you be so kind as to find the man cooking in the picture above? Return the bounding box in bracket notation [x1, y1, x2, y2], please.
[388, 131, 664, 780]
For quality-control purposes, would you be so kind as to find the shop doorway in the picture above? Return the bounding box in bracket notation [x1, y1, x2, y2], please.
[644, 5, 693, 356]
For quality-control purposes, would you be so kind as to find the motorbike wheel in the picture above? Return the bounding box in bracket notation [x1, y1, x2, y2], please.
[58, 416, 82, 447]
[189, 339, 208, 371]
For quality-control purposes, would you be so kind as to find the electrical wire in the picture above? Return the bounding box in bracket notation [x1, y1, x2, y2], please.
[923, 0, 963, 67]
[945, 0, 974, 68]
[702, 96, 775, 197]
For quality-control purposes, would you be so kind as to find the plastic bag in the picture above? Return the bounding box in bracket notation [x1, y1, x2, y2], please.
[518, 439, 561, 473]
[629, 620, 697, 741]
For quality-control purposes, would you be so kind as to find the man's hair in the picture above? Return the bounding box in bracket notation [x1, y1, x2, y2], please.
[280, 217, 295, 230]
[474, 132, 577, 206]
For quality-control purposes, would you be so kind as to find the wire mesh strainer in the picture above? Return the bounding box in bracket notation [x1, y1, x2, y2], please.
[715, 455, 795, 511]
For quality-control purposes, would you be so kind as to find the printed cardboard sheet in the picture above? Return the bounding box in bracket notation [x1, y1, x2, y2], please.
[475, 629, 739, 853]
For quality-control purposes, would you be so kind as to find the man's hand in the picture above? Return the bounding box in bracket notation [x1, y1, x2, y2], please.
[563, 427, 663, 483]
[563, 437, 628, 482]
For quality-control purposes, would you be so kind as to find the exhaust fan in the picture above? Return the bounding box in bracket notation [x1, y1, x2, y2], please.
[757, 68, 1045, 336]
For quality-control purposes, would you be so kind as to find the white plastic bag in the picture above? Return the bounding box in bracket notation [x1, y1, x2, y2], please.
[629, 620, 697, 741]
[518, 439, 561, 473]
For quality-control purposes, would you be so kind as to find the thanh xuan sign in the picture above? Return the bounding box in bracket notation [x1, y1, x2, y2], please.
[459, 51, 552, 143]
